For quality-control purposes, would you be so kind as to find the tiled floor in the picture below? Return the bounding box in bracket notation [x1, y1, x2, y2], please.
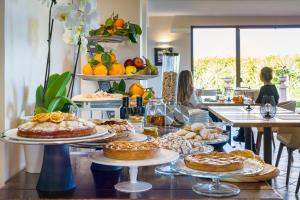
[231, 128, 300, 200]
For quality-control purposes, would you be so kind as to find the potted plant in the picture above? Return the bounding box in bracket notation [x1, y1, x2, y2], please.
[277, 65, 289, 82]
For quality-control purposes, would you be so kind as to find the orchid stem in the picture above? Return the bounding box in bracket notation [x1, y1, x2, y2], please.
[68, 36, 82, 98]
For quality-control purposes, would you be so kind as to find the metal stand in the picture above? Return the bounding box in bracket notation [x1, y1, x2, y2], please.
[37, 145, 76, 192]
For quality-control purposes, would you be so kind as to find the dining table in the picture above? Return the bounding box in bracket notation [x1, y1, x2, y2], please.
[208, 106, 300, 164]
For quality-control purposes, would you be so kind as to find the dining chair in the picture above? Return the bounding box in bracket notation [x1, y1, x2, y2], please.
[256, 101, 297, 155]
[275, 127, 300, 185]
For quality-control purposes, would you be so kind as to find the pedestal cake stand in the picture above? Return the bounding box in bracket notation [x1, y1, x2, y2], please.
[1, 127, 113, 192]
[172, 158, 264, 197]
[89, 149, 179, 193]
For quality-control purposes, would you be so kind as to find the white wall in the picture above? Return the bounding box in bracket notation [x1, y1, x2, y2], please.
[0, 0, 73, 186]
[80, 0, 142, 94]
[147, 16, 300, 96]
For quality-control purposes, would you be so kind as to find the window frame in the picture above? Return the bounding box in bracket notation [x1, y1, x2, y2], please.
[191, 25, 300, 87]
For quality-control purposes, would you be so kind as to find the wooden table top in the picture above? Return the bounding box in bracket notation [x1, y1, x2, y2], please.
[209, 106, 300, 127]
[0, 154, 281, 200]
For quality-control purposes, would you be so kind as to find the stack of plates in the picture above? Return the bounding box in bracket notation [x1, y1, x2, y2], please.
[188, 109, 210, 123]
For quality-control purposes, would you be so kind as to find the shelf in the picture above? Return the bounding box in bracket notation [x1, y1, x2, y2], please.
[77, 74, 159, 81]
[87, 35, 129, 43]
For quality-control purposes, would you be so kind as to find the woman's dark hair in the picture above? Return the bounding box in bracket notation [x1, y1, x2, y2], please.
[177, 70, 194, 106]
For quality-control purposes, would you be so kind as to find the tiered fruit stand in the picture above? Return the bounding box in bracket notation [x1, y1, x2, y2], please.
[76, 35, 158, 119]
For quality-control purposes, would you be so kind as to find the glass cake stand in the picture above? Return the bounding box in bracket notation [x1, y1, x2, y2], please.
[155, 145, 214, 176]
[172, 158, 264, 197]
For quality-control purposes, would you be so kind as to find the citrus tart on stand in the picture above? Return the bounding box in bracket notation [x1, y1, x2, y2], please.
[17, 112, 97, 139]
[184, 152, 245, 172]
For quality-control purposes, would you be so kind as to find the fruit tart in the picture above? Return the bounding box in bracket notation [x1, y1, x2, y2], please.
[103, 141, 160, 160]
[184, 152, 245, 172]
[17, 112, 96, 139]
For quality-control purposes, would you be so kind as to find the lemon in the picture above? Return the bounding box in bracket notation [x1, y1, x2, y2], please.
[125, 65, 137, 75]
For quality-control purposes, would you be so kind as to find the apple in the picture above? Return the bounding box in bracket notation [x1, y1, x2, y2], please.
[124, 59, 134, 67]
[133, 57, 145, 69]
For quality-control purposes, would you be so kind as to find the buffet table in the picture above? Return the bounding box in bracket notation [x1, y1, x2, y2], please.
[0, 154, 281, 199]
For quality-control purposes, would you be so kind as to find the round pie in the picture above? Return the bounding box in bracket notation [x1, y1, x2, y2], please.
[103, 141, 160, 160]
[17, 112, 97, 139]
[184, 152, 245, 172]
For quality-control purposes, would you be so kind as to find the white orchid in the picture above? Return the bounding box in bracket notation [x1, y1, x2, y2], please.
[52, 0, 98, 50]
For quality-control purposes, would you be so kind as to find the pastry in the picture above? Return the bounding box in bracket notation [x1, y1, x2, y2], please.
[143, 127, 159, 138]
[157, 134, 196, 155]
[103, 141, 160, 160]
[72, 91, 123, 101]
[17, 112, 97, 139]
[93, 118, 135, 140]
[230, 150, 265, 164]
[184, 152, 245, 172]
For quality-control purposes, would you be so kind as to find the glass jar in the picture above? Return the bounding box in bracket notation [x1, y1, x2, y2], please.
[145, 98, 166, 127]
[128, 116, 144, 134]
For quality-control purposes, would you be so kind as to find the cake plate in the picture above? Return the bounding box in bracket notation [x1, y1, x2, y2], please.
[1, 128, 113, 192]
[172, 158, 264, 197]
[89, 149, 179, 193]
[155, 145, 214, 176]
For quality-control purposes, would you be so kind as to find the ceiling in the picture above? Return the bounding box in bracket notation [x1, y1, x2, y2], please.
[148, 0, 300, 16]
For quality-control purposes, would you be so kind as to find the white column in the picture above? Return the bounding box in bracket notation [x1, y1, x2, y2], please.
[279, 76, 288, 102]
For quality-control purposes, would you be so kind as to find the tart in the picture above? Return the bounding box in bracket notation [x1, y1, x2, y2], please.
[93, 119, 135, 140]
[184, 152, 245, 172]
[17, 112, 97, 139]
[103, 141, 160, 160]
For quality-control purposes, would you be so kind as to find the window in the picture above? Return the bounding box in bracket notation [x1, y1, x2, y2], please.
[192, 26, 300, 102]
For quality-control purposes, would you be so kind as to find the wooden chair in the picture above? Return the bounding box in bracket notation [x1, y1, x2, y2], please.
[256, 101, 297, 155]
[275, 127, 300, 185]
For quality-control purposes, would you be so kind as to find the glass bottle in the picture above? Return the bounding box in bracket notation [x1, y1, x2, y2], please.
[145, 98, 166, 126]
[120, 96, 131, 119]
[260, 96, 277, 119]
[133, 96, 145, 116]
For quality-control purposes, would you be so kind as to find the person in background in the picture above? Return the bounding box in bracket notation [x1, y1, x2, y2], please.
[177, 70, 202, 108]
[233, 66, 279, 142]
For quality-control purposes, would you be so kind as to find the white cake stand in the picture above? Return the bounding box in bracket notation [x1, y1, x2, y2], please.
[89, 149, 179, 193]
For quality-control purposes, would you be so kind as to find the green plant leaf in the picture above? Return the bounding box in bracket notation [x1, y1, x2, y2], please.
[47, 96, 78, 112]
[47, 73, 60, 89]
[128, 32, 137, 43]
[44, 72, 71, 107]
[95, 44, 104, 54]
[118, 79, 126, 92]
[132, 24, 142, 35]
[105, 17, 113, 27]
[35, 85, 44, 107]
[35, 106, 48, 114]
[88, 58, 99, 66]
[101, 53, 112, 69]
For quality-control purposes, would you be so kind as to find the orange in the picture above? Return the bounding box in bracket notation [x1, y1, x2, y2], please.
[107, 28, 115, 34]
[114, 18, 125, 29]
[110, 52, 117, 63]
[108, 63, 125, 75]
[83, 63, 93, 75]
[50, 112, 64, 123]
[94, 64, 108, 75]
[32, 113, 50, 122]
[94, 54, 102, 63]
[129, 83, 144, 96]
